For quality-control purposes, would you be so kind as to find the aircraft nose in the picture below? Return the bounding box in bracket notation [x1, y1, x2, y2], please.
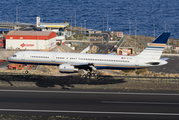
[8, 56, 12, 61]
[8, 54, 15, 62]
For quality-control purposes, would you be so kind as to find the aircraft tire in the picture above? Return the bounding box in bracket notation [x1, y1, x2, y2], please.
[82, 75, 87, 78]
[25, 71, 28, 74]
[87, 72, 91, 76]
[91, 73, 96, 77]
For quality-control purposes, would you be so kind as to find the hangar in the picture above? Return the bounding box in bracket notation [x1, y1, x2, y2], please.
[5, 31, 56, 50]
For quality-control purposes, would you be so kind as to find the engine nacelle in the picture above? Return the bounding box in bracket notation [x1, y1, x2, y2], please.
[59, 64, 78, 73]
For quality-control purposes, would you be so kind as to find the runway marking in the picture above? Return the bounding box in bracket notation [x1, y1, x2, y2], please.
[101, 101, 179, 105]
[0, 109, 179, 116]
[0, 89, 179, 96]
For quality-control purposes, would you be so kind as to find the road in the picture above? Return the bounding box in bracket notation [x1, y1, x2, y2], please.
[0, 61, 9, 69]
[0, 88, 179, 119]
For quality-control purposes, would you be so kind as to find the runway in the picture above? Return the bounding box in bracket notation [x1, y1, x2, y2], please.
[0, 88, 179, 119]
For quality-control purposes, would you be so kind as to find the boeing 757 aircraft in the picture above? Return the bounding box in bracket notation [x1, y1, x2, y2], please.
[8, 32, 170, 78]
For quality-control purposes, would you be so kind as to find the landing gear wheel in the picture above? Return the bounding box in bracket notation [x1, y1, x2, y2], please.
[25, 71, 28, 74]
[82, 74, 87, 78]
[87, 72, 92, 79]
[87, 75, 91, 79]
[87, 72, 91, 76]
[91, 73, 96, 77]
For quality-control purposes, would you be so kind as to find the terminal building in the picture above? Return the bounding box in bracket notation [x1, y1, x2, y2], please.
[36, 17, 71, 44]
[6, 31, 56, 50]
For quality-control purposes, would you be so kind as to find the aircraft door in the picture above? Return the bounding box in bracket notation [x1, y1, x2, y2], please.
[21, 54, 25, 60]
[51, 55, 56, 62]
[135, 59, 139, 66]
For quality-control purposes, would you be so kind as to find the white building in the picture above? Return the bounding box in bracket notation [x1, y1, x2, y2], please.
[6, 31, 56, 50]
[36, 17, 71, 43]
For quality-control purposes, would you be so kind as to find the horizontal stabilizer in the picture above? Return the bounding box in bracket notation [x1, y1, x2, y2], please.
[160, 58, 169, 61]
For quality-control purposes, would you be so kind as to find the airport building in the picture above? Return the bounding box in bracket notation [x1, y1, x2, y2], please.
[5, 31, 56, 50]
[36, 17, 71, 43]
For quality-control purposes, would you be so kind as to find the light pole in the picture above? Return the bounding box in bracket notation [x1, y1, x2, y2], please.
[107, 15, 108, 31]
[84, 20, 86, 33]
[16, 6, 18, 23]
[71, 16, 72, 39]
[135, 19, 137, 38]
[84, 20, 86, 40]
[153, 24, 155, 38]
[81, 23, 82, 34]
[135, 19, 137, 53]
[75, 10, 76, 29]
[103, 18, 104, 31]
[164, 21, 166, 32]
[129, 19, 131, 41]
[71, 16, 72, 31]
[135, 30, 136, 53]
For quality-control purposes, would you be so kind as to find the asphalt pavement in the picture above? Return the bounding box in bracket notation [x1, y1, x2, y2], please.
[0, 61, 9, 69]
[1, 55, 179, 119]
[0, 88, 179, 119]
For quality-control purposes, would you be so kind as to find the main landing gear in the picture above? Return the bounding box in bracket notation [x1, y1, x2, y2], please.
[81, 72, 98, 79]
[25, 70, 29, 74]
[81, 66, 98, 79]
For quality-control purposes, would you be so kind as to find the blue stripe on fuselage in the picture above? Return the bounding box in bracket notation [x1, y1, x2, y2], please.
[147, 46, 164, 49]
[8, 60, 61, 66]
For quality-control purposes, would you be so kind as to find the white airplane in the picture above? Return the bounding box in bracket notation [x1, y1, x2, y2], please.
[8, 32, 170, 78]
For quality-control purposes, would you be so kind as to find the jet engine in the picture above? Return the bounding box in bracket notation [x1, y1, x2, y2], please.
[59, 64, 78, 73]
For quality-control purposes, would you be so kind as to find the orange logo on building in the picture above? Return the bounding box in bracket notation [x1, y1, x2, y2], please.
[20, 43, 34, 48]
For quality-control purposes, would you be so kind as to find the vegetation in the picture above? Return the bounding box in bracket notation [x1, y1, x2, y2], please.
[64, 21, 69, 23]
[122, 69, 134, 73]
[135, 68, 148, 75]
[56, 42, 61, 46]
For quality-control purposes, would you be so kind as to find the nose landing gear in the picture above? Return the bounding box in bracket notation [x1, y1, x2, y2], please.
[24, 64, 29, 74]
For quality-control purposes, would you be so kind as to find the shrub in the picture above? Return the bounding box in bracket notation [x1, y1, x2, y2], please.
[136, 68, 148, 75]
[122, 69, 133, 73]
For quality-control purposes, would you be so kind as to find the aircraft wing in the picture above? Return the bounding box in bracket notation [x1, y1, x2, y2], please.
[67, 62, 93, 67]
[68, 62, 94, 70]
[72, 63, 91, 66]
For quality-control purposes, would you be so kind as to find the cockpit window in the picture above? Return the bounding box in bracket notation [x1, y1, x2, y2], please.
[12, 55, 17, 57]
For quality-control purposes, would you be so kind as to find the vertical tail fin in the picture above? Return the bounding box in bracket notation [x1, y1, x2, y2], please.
[137, 32, 170, 59]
